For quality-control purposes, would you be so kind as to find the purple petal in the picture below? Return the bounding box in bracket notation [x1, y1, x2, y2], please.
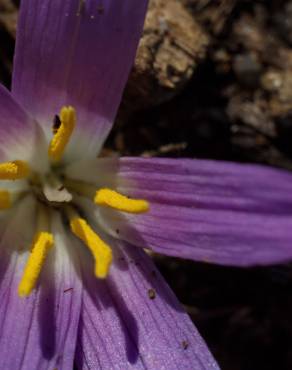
[75, 239, 219, 369]
[67, 157, 292, 266]
[12, 0, 148, 159]
[0, 84, 45, 164]
[0, 208, 82, 369]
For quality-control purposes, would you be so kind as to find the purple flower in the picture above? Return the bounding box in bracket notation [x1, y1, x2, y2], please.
[0, 0, 291, 369]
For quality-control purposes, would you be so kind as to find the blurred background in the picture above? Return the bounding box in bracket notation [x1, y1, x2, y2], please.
[1, 1, 292, 369]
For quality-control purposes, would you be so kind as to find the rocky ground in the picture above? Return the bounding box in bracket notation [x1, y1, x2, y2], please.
[1, 1, 292, 369]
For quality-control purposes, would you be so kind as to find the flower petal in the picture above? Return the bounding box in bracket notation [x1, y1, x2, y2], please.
[0, 204, 82, 369]
[75, 239, 219, 369]
[0, 84, 46, 166]
[12, 0, 148, 159]
[67, 157, 292, 266]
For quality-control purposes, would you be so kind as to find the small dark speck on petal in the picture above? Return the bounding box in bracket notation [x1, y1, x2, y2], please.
[116, 229, 120, 234]
[64, 288, 73, 293]
[52, 114, 61, 133]
[182, 340, 189, 350]
[58, 185, 65, 191]
[148, 288, 156, 300]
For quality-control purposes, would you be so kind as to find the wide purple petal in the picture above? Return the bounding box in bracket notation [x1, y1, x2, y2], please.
[0, 84, 45, 165]
[66, 157, 292, 266]
[75, 239, 219, 370]
[0, 205, 82, 370]
[12, 0, 148, 159]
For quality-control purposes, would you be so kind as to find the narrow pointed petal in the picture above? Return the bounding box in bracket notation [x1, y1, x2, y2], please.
[0, 84, 45, 165]
[12, 0, 148, 159]
[75, 240, 219, 369]
[67, 157, 292, 266]
[0, 206, 82, 370]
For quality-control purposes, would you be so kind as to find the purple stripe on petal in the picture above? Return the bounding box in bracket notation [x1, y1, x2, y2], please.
[75, 239, 219, 370]
[0, 213, 82, 370]
[0, 84, 45, 166]
[12, 0, 148, 160]
[67, 157, 292, 266]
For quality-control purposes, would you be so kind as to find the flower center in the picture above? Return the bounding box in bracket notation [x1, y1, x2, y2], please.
[0, 106, 149, 297]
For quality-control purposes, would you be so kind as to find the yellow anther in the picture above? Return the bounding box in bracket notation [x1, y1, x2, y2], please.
[18, 231, 54, 297]
[95, 188, 149, 214]
[48, 106, 76, 162]
[0, 160, 30, 180]
[70, 217, 112, 278]
[0, 190, 10, 209]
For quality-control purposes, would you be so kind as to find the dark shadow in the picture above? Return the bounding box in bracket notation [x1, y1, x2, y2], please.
[38, 254, 56, 360]
[0, 249, 13, 293]
[65, 235, 140, 364]
[0, 249, 17, 335]
[105, 279, 139, 364]
[76, 252, 140, 365]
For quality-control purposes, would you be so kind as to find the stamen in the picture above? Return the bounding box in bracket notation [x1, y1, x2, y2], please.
[0, 160, 30, 180]
[68, 212, 112, 278]
[94, 188, 149, 214]
[0, 190, 10, 209]
[18, 205, 53, 297]
[18, 232, 53, 297]
[48, 106, 76, 162]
